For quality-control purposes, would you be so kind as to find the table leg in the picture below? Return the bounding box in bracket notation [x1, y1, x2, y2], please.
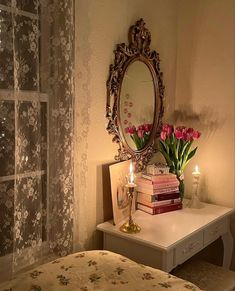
[162, 250, 174, 273]
[222, 230, 233, 268]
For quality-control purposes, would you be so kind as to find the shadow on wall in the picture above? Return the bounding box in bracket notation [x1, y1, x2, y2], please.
[93, 162, 116, 250]
[101, 163, 114, 222]
[171, 103, 225, 139]
[169, 103, 226, 204]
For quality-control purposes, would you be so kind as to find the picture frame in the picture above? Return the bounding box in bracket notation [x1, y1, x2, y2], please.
[109, 160, 136, 225]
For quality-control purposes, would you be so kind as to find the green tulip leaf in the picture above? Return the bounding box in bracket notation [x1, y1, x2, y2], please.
[187, 147, 197, 161]
[180, 140, 190, 159]
[132, 134, 141, 150]
[160, 139, 170, 155]
[159, 141, 173, 167]
[181, 146, 197, 170]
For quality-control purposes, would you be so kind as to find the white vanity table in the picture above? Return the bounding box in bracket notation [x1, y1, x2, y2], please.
[97, 202, 234, 272]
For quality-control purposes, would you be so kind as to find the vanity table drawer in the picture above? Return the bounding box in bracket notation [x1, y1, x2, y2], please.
[204, 218, 228, 246]
[175, 232, 203, 265]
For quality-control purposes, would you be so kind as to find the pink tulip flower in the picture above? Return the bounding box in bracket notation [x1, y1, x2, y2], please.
[174, 128, 183, 139]
[184, 128, 194, 141]
[160, 131, 167, 141]
[128, 126, 136, 134]
[143, 123, 152, 132]
[162, 124, 169, 132]
[162, 124, 174, 137]
[125, 126, 136, 134]
[137, 129, 144, 138]
[193, 130, 201, 140]
[137, 124, 144, 131]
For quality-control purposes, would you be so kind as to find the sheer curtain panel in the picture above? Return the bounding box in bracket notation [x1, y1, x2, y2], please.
[0, 0, 74, 280]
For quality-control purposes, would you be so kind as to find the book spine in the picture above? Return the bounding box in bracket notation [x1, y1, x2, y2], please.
[137, 203, 153, 214]
[137, 178, 178, 186]
[137, 192, 157, 202]
[141, 173, 176, 182]
[137, 185, 179, 195]
[136, 197, 181, 207]
[137, 202, 182, 215]
[137, 181, 179, 189]
[156, 192, 180, 201]
[137, 191, 180, 202]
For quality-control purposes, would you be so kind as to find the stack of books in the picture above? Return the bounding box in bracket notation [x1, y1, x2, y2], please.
[136, 172, 182, 215]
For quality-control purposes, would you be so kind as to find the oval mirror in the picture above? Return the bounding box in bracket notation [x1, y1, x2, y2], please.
[120, 60, 155, 151]
[106, 19, 164, 171]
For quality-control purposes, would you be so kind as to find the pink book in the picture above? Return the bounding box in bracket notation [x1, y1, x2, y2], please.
[137, 202, 182, 215]
[137, 176, 178, 185]
[137, 186, 179, 195]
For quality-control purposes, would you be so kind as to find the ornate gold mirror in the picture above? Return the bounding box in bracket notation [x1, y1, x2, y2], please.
[106, 19, 164, 171]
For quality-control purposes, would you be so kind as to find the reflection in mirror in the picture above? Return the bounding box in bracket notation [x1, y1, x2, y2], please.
[120, 61, 155, 151]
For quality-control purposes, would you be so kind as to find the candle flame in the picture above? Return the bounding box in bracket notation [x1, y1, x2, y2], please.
[195, 165, 199, 172]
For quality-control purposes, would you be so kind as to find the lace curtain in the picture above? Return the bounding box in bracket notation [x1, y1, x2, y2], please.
[0, 0, 74, 277]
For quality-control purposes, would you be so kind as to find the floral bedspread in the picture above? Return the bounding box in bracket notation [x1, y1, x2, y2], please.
[0, 250, 202, 291]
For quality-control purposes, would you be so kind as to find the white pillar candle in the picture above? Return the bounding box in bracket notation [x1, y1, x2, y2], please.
[192, 165, 200, 177]
[192, 165, 200, 193]
[189, 165, 202, 208]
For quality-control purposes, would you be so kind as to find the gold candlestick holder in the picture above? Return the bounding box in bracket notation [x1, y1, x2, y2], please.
[119, 183, 141, 234]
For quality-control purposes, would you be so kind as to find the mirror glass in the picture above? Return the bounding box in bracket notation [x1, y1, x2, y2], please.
[120, 60, 155, 151]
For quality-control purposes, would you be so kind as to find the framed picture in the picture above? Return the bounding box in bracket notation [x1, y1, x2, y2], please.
[109, 160, 136, 225]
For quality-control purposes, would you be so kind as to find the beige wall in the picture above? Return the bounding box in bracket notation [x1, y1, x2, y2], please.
[74, 0, 235, 269]
[175, 0, 235, 268]
[74, 0, 178, 250]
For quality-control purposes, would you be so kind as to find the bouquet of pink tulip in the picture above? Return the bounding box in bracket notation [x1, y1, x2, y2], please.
[159, 124, 201, 199]
[125, 123, 152, 150]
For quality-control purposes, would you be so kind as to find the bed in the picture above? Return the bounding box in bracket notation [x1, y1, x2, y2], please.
[0, 250, 202, 290]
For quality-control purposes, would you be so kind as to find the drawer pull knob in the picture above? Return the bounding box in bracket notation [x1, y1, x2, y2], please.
[210, 227, 219, 235]
[182, 241, 199, 254]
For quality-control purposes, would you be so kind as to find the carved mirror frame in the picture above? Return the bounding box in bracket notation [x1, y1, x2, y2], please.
[106, 19, 164, 171]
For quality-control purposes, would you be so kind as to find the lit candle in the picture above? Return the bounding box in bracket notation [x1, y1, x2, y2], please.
[192, 165, 200, 195]
[126, 161, 136, 187]
[192, 165, 200, 178]
[189, 165, 202, 208]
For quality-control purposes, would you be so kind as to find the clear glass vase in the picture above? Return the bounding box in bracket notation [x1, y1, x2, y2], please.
[178, 178, 185, 201]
